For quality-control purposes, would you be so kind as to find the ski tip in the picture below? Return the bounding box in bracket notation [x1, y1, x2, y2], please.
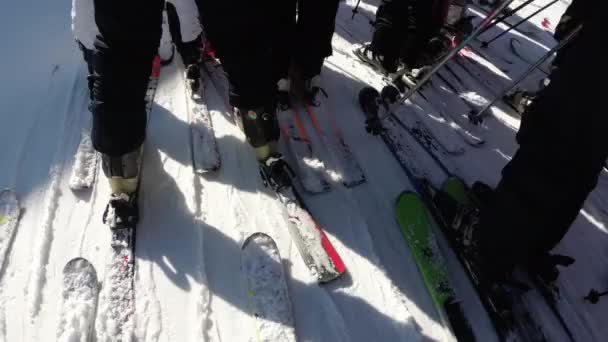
[242, 232, 276, 250]
[316, 229, 347, 281]
[63, 257, 96, 275]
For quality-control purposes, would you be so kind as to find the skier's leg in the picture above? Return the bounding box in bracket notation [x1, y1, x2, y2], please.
[292, 0, 339, 79]
[362, 0, 409, 73]
[475, 24, 606, 277]
[399, 0, 443, 69]
[165, 0, 203, 91]
[91, 0, 164, 193]
[197, 0, 280, 160]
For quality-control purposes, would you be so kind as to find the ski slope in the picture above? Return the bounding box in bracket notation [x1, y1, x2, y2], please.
[2, 0, 607, 341]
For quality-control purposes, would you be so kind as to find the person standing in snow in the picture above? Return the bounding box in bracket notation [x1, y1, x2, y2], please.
[449, 7, 603, 284]
[164, 0, 205, 93]
[354, 0, 449, 78]
[71, 0, 165, 195]
[198, 0, 342, 186]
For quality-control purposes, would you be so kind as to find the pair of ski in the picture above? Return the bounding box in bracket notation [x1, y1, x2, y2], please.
[199, 57, 348, 282]
[359, 86, 574, 341]
[58, 57, 162, 341]
[278, 96, 366, 194]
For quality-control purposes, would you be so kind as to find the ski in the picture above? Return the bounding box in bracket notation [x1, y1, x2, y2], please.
[241, 233, 296, 341]
[298, 98, 366, 188]
[278, 108, 331, 194]
[360, 86, 460, 177]
[69, 130, 99, 191]
[57, 257, 100, 342]
[0, 189, 20, 274]
[359, 87, 547, 341]
[95, 57, 160, 341]
[395, 192, 475, 342]
[267, 181, 346, 283]
[441, 177, 579, 341]
[454, 49, 508, 96]
[423, 177, 552, 341]
[353, 47, 466, 156]
[394, 73, 485, 148]
[183, 61, 221, 173]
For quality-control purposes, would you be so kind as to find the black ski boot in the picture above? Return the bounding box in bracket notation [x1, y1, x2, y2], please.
[301, 75, 328, 107]
[277, 78, 291, 111]
[259, 154, 295, 192]
[186, 63, 201, 95]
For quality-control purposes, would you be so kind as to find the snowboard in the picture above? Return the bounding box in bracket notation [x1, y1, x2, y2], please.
[56, 257, 100, 342]
[0, 189, 20, 272]
[241, 233, 296, 342]
[395, 191, 474, 342]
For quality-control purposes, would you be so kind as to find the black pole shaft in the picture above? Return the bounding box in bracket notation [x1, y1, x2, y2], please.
[478, 0, 536, 36]
[470, 24, 582, 121]
[384, 0, 517, 117]
[483, 0, 558, 47]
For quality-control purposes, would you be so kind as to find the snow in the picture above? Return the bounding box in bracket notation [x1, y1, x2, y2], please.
[3, 0, 608, 341]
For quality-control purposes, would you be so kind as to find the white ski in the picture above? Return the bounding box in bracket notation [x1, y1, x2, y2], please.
[278, 109, 330, 194]
[57, 258, 99, 342]
[298, 100, 366, 187]
[241, 233, 296, 342]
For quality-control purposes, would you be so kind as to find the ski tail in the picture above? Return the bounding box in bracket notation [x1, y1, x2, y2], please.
[69, 130, 99, 190]
[299, 98, 366, 188]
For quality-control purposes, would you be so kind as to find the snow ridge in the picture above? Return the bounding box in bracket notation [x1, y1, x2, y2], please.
[69, 130, 98, 190]
[26, 166, 62, 319]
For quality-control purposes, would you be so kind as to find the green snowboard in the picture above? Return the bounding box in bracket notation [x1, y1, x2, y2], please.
[395, 191, 474, 341]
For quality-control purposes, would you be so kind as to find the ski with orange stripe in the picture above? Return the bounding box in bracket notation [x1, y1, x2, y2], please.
[299, 97, 366, 187]
[277, 108, 331, 194]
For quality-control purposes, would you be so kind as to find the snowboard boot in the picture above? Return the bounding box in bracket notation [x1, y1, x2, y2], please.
[101, 145, 144, 196]
[277, 78, 291, 111]
[259, 153, 295, 192]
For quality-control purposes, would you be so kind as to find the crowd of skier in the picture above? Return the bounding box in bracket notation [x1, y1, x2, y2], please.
[72, 0, 603, 329]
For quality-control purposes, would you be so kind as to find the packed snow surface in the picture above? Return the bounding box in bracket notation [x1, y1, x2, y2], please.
[2, 0, 607, 341]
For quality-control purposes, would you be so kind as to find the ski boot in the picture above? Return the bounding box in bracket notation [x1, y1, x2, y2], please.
[101, 146, 143, 229]
[301, 75, 328, 107]
[259, 153, 295, 192]
[354, 43, 391, 75]
[277, 78, 291, 111]
[186, 63, 202, 96]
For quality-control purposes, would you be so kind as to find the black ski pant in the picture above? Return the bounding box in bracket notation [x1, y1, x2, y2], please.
[371, 0, 446, 72]
[165, 2, 201, 67]
[198, 0, 339, 147]
[475, 19, 606, 274]
[91, 0, 164, 156]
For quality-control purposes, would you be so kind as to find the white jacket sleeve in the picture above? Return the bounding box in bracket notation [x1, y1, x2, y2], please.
[166, 0, 202, 43]
[71, 0, 100, 50]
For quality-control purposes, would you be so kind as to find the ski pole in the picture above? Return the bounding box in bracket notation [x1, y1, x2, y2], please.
[478, 0, 536, 37]
[481, 0, 558, 48]
[468, 24, 582, 124]
[382, 0, 516, 120]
